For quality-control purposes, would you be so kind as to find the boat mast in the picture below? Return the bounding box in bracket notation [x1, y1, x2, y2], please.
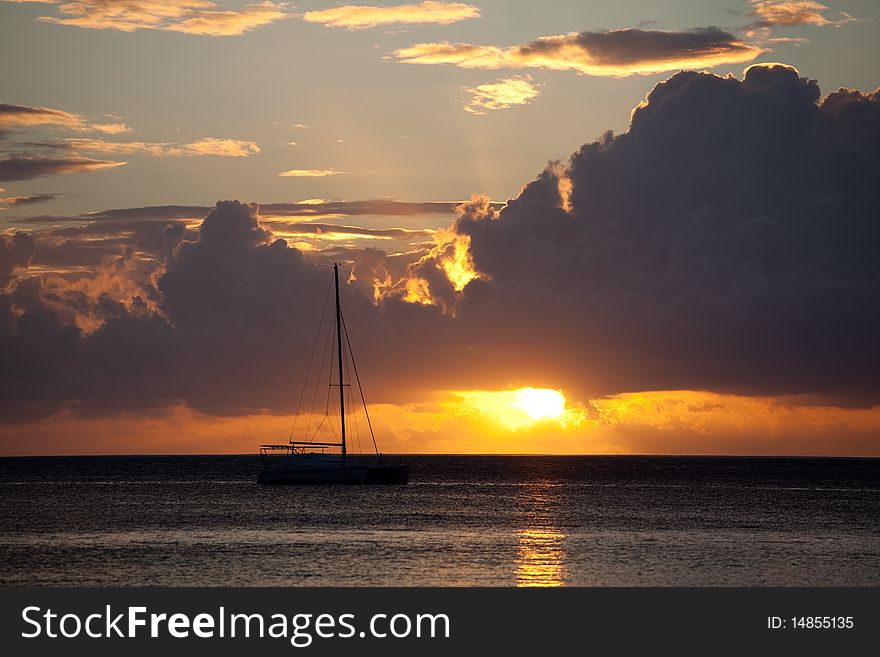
[334, 263, 347, 459]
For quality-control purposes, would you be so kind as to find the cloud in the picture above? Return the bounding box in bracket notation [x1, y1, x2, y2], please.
[90, 122, 132, 135]
[0, 156, 125, 182]
[259, 199, 494, 217]
[278, 168, 345, 177]
[0, 103, 133, 135]
[0, 193, 61, 208]
[302, 1, 479, 30]
[0, 103, 83, 131]
[749, 1, 847, 27]
[270, 221, 434, 241]
[20, 199, 470, 225]
[394, 27, 764, 76]
[5, 1, 290, 36]
[463, 76, 540, 114]
[0, 200, 451, 419]
[66, 137, 260, 157]
[0, 231, 35, 289]
[402, 63, 880, 403]
[78, 205, 213, 222]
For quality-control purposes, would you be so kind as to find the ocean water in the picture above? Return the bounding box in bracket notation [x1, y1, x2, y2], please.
[1, 455, 878, 586]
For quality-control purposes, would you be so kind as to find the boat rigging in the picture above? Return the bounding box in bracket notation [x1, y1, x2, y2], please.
[256, 262, 409, 485]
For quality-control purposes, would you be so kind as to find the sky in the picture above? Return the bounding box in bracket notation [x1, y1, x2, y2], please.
[1, 1, 879, 455]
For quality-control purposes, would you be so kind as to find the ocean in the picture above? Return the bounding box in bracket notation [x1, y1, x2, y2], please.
[1, 455, 878, 586]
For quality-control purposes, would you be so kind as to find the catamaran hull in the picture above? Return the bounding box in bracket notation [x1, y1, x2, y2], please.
[257, 465, 369, 485]
[366, 465, 409, 484]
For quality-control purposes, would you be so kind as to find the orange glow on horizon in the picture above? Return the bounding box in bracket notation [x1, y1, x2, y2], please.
[2, 390, 880, 457]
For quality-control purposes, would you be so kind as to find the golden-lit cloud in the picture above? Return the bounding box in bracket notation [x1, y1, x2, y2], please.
[463, 76, 540, 114]
[302, 1, 480, 30]
[90, 121, 132, 135]
[167, 0, 288, 36]
[394, 27, 763, 76]
[268, 221, 433, 241]
[66, 137, 261, 157]
[385, 225, 480, 312]
[5, 1, 289, 36]
[374, 195, 488, 311]
[0, 102, 130, 135]
[0, 103, 83, 130]
[750, 1, 832, 26]
[0, 193, 60, 208]
[178, 137, 261, 156]
[278, 168, 345, 177]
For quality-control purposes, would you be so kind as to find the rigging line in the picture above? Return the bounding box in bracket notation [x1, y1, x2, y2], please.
[307, 287, 337, 442]
[340, 311, 380, 458]
[289, 276, 333, 442]
[344, 351, 361, 454]
[310, 413, 330, 442]
[324, 317, 336, 416]
[319, 318, 340, 442]
[324, 403, 340, 441]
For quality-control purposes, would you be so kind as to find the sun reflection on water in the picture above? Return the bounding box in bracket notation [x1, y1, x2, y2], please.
[515, 527, 565, 586]
[514, 483, 566, 587]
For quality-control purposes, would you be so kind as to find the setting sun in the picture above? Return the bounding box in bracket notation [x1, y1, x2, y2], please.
[516, 388, 566, 420]
[446, 388, 584, 432]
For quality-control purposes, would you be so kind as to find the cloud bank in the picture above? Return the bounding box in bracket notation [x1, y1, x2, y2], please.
[1, 65, 879, 446]
[405, 63, 880, 403]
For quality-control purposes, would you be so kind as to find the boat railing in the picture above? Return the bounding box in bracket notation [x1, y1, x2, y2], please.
[259, 441, 344, 464]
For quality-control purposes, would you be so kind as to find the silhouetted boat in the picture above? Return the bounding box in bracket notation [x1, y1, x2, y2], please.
[257, 263, 409, 485]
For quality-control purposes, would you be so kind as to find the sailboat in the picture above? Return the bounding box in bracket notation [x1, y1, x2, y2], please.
[256, 263, 409, 485]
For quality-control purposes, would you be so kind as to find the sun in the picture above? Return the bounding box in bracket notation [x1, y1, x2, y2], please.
[515, 388, 566, 420]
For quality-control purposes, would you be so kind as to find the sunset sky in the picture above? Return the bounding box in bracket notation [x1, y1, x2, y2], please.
[2, 1, 879, 455]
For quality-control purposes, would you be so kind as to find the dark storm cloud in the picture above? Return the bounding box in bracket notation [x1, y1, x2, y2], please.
[0, 156, 124, 182]
[0, 200, 451, 419]
[443, 64, 880, 402]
